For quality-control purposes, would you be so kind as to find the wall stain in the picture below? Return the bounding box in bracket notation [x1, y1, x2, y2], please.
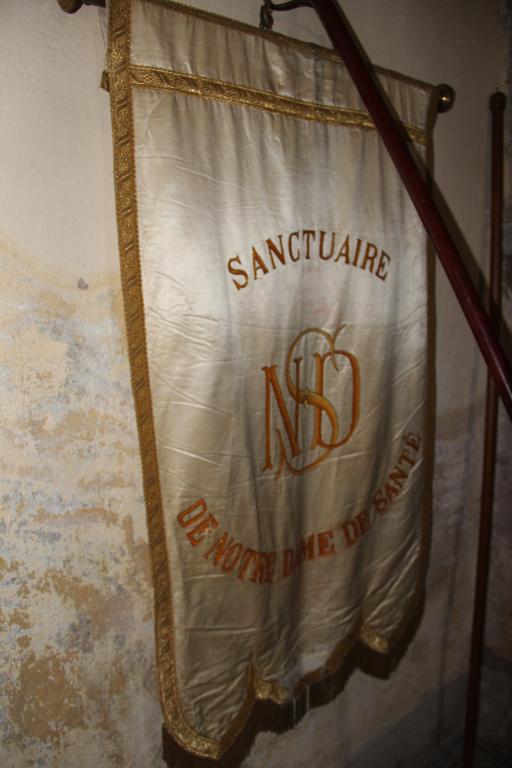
[8, 608, 32, 630]
[0, 248, 163, 767]
[6, 653, 86, 743]
[35, 569, 124, 640]
[33, 506, 119, 527]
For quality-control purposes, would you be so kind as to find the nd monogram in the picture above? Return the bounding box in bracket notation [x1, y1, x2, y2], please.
[262, 327, 361, 479]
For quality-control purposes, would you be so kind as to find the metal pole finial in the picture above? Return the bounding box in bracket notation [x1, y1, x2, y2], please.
[437, 83, 455, 113]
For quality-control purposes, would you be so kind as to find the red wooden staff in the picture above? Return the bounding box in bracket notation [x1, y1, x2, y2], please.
[267, 0, 512, 420]
[462, 90, 506, 768]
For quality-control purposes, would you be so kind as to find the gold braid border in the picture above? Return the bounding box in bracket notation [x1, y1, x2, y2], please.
[130, 65, 427, 145]
[108, 0, 222, 758]
[108, 0, 434, 759]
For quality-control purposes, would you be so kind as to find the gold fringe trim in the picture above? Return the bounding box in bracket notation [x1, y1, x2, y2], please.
[130, 64, 427, 145]
[359, 623, 391, 654]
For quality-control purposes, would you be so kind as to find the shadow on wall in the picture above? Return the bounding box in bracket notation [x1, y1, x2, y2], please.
[163, 599, 426, 768]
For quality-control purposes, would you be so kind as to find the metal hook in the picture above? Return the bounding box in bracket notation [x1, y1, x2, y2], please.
[260, 1, 274, 31]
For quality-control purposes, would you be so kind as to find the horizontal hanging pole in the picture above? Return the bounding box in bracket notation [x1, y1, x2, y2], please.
[269, 0, 512, 419]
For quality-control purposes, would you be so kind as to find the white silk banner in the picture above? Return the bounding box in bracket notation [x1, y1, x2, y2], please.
[108, 0, 435, 758]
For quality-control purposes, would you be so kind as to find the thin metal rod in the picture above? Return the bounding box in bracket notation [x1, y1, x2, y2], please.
[462, 90, 505, 768]
[270, 0, 512, 420]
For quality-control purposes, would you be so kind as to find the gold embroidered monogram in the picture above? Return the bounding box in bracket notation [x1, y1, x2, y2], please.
[262, 327, 361, 479]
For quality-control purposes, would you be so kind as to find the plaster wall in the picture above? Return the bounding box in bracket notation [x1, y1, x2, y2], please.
[0, 2, 509, 767]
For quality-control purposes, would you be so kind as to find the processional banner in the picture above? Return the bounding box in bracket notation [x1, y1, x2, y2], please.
[108, 0, 435, 758]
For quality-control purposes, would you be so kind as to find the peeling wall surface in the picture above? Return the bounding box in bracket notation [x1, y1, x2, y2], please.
[0, 2, 509, 767]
